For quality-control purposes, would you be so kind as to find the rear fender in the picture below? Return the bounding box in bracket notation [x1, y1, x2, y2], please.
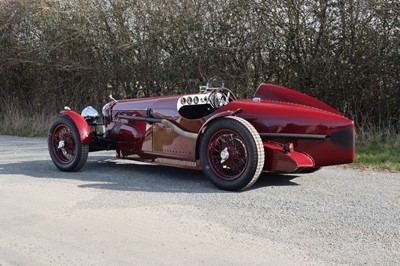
[61, 110, 92, 144]
[263, 142, 314, 171]
[200, 108, 242, 132]
[195, 108, 242, 159]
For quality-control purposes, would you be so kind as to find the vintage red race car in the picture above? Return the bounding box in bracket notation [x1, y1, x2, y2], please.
[48, 82, 355, 191]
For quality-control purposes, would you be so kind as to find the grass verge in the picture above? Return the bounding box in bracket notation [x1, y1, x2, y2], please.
[0, 95, 57, 137]
[354, 134, 400, 172]
[0, 108, 53, 137]
[0, 126, 48, 137]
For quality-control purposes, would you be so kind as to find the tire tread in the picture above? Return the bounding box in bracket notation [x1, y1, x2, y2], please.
[227, 116, 265, 190]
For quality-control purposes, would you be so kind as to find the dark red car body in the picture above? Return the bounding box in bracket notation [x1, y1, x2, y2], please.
[48, 83, 355, 190]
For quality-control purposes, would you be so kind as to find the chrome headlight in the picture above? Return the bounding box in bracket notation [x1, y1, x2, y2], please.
[81, 106, 99, 119]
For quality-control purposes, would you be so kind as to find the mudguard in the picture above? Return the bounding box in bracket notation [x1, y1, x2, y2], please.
[61, 110, 92, 144]
[200, 108, 242, 133]
[195, 109, 242, 159]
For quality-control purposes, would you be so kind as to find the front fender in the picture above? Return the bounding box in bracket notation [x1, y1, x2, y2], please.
[61, 110, 92, 144]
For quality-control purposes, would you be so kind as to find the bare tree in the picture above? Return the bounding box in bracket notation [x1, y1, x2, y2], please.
[0, 0, 398, 131]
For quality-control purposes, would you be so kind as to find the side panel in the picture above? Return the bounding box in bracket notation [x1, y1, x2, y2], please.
[111, 97, 201, 161]
[153, 123, 197, 160]
[62, 110, 92, 144]
[151, 97, 204, 160]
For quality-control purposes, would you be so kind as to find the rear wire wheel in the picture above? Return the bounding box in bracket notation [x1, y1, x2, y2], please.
[200, 116, 265, 191]
[48, 115, 89, 171]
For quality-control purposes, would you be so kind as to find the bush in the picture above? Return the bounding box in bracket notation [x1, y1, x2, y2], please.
[0, 0, 399, 131]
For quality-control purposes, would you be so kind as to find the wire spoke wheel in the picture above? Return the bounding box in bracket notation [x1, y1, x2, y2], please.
[200, 116, 265, 191]
[52, 124, 76, 163]
[208, 130, 248, 180]
[48, 115, 89, 172]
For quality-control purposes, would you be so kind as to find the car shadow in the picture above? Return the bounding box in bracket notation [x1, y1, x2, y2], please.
[254, 173, 300, 189]
[0, 154, 300, 193]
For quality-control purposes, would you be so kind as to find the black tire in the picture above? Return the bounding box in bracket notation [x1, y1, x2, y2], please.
[199, 116, 265, 191]
[48, 115, 89, 171]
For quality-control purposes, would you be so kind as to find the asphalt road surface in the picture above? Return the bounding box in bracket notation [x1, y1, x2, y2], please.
[0, 135, 399, 265]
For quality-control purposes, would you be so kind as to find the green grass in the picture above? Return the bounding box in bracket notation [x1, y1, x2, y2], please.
[354, 134, 400, 172]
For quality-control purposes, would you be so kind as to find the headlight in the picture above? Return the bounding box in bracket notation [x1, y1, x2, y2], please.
[81, 106, 99, 119]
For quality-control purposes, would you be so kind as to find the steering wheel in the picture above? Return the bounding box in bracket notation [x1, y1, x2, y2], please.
[208, 88, 237, 108]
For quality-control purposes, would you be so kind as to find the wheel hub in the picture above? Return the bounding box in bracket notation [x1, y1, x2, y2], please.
[57, 140, 65, 149]
[220, 147, 229, 163]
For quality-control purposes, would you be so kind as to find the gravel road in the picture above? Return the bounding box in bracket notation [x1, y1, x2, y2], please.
[0, 135, 399, 265]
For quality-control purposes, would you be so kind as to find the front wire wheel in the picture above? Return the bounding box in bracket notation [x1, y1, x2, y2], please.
[200, 116, 265, 191]
[48, 115, 89, 171]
